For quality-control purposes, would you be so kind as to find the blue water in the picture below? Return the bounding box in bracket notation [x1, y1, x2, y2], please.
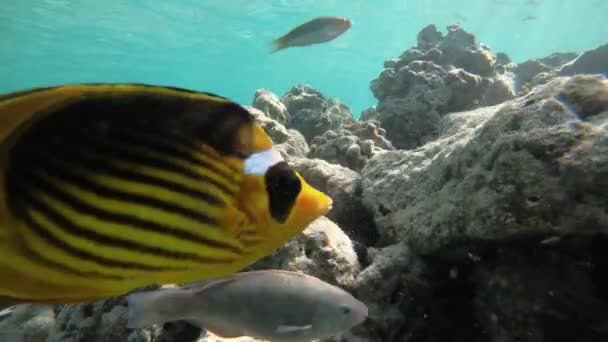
[1, 0, 607, 116]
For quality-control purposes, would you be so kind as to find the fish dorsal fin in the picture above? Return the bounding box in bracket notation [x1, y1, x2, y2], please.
[0, 83, 273, 158]
[179, 274, 243, 293]
[0, 85, 81, 147]
[247, 269, 311, 279]
[180, 270, 312, 293]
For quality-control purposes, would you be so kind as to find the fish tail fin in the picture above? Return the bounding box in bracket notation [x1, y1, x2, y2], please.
[269, 37, 287, 53]
[126, 288, 192, 329]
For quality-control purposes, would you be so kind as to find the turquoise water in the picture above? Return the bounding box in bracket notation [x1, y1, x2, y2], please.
[1, 0, 607, 116]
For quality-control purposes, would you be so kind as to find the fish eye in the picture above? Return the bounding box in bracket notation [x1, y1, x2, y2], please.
[339, 305, 352, 315]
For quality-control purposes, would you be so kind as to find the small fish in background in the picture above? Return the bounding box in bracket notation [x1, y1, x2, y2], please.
[269, 16, 352, 53]
[0, 83, 332, 305]
[522, 15, 537, 21]
[126, 269, 368, 341]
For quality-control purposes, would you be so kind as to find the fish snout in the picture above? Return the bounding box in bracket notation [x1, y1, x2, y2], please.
[295, 173, 333, 219]
[352, 301, 368, 325]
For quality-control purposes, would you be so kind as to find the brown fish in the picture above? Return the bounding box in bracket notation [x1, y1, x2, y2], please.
[127, 270, 368, 341]
[269, 16, 352, 53]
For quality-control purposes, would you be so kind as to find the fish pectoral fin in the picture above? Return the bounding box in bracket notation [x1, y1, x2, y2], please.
[275, 324, 313, 334]
[217, 206, 248, 239]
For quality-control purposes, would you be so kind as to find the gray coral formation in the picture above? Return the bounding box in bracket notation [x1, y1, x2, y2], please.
[247, 106, 309, 159]
[510, 52, 580, 93]
[249, 216, 361, 288]
[362, 75, 608, 253]
[560, 43, 608, 77]
[0, 296, 205, 342]
[280, 85, 356, 142]
[472, 244, 608, 342]
[251, 89, 290, 125]
[357, 74, 608, 341]
[368, 24, 516, 149]
[287, 158, 378, 252]
[252, 85, 394, 171]
[309, 121, 393, 171]
[4, 26, 608, 342]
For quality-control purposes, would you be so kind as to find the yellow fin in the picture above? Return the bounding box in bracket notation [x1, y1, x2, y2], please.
[0, 260, 106, 304]
[216, 205, 248, 240]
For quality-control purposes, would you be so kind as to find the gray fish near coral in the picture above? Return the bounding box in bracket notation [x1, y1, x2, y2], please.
[269, 16, 352, 53]
[126, 269, 368, 341]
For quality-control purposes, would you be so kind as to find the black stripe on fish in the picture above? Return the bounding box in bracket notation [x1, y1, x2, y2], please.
[63, 127, 237, 200]
[21, 200, 179, 273]
[104, 125, 240, 185]
[128, 124, 244, 175]
[265, 161, 302, 223]
[29, 141, 226, 210]
[19, 234, 125, 280]
[22, 184, 234, 265]
[11, 169, 244, 256]
[3, 84, 255, 162]
[29, 154, 219, 234]
[197, 101, 255, 158]
[44, 88, 252, 157]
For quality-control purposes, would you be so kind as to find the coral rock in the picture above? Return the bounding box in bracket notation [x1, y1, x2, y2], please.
[281, 85, 355, 142]
[251, 89, 290, 125]
[416, 24, 443, 50]
[247, 107, 309, 159]
[288, 158, 378, 250]
[250, 216, 361, 288]
[560, 43, 608, 76]
[370, 24, 516, 149]
[309, 120, 393, 171]
[362, 75, 608, 253]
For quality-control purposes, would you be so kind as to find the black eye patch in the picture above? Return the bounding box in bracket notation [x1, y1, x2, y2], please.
[265, 161, 301, 223]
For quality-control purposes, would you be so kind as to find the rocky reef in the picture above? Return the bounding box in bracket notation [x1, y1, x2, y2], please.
[560, 44, 608, 77]
[308, 120, 394, 172]
[362, 75, 608, 253]
[368, 24, 517, 149]
[2, 25, 607, 342]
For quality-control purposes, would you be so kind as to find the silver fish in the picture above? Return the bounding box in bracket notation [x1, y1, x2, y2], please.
[269, 16, 352, 53]
[126, 270, 368, 341]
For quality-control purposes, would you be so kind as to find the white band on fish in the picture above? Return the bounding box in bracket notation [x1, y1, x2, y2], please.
[243, 148, 285, 176]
